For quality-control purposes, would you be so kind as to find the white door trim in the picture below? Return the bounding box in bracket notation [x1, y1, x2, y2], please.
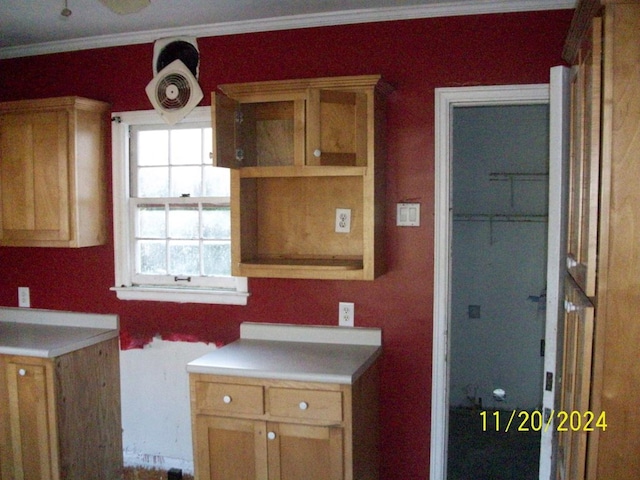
[431, 83, 550, 480]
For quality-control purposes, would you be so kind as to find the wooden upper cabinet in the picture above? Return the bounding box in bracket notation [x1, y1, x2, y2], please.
[0, 97, 109, 247]
[211, 75, 392, 280]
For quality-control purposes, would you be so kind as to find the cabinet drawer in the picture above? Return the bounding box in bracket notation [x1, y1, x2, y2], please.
[195, 381, 264, 415]
[268, 388, 342, 422]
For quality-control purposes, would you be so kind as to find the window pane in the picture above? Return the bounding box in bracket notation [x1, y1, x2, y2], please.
[168, 206, 199, 239]
[204, 166, 230, 197]
[169, 240, 200, 275]
[138, 240, 167, 274]
[170, 166, 202, 197]
[138, 166, 169, 197]
[202, 207, 230, 239]
[129, 119, 234, 288]
[203, 241, 231, 276]
[170, 129, 202, 165]
[138, 131, 169, 166]
[137, 205, 166, 238]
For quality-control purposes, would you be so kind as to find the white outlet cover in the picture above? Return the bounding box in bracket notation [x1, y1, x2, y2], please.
[18, 287, 30, 308]
[338, 302, 354, 327]
[335, 208, 351, 233]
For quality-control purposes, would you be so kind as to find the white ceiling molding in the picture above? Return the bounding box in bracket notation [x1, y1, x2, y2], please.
[0, 0, 574, 60]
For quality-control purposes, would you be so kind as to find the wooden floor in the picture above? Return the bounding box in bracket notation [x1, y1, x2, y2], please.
[447, 407, 540, 480]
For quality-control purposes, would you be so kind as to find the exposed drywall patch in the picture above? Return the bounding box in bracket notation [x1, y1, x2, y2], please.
[120, 337, 215, 473]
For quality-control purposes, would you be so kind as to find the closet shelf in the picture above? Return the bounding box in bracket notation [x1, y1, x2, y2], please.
[453, 214, 547, 223]
[489, 172, 548, 181]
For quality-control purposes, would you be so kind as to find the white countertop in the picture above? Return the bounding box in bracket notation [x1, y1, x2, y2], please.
[0, 307, 119, 358]
[187, 322, 382, 384]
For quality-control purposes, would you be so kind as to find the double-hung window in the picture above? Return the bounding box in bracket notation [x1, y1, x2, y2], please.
[111, 107, 248, 305]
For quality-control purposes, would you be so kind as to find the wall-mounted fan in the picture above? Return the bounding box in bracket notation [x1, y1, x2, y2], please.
[153, 37, 199, 78]
[145, 59, 203, 125]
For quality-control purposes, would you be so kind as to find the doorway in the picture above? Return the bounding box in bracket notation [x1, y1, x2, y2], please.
[447, 103, 549, 479]
[431, 84, 554, 480]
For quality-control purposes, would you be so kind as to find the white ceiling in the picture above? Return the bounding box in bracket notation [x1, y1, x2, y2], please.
[0, 0, 575, 59]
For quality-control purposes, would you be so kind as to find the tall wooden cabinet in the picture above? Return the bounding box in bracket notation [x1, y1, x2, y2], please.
[212, 75, 391, 280]
[559, 1, 640, 479]
[0, 97, 109, 247]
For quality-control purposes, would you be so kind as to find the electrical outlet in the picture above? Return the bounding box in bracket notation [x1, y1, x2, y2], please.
[335, 208, 351, 233]
[338, 302, 354, 327]
[18, 287, 30, 308]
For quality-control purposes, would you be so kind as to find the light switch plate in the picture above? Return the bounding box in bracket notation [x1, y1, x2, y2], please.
[397, 203, 420, 226]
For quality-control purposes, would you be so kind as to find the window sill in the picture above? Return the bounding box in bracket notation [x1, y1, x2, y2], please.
[111, 286, 249, 306]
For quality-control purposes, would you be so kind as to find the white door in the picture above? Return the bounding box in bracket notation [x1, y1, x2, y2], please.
[431, 66, 570, 480]
[538, 66, 571, 479]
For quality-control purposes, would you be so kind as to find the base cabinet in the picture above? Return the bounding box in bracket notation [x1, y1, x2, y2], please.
[0, 338, 123, 480]
[190, 365, 379, 480]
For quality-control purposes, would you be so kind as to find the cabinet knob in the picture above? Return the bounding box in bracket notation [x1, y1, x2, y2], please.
[564, 300, 578, 313]
[299, 401, 309, 410]
[313, 149, 322, 158]
[267, 431, 276, 440]
[223, 395, 232, 404]
[18, 368, 26, 376]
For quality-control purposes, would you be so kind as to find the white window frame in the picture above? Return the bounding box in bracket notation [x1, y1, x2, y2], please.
[111, 107, 248, 305]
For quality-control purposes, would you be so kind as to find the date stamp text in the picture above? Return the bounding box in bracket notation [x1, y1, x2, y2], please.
[480, 410, 607, 432]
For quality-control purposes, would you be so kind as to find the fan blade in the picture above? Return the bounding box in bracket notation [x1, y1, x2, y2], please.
[98, 0, 150, 15]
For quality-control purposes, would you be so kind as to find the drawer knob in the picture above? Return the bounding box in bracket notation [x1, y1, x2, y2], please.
[18, 368, 26, 376]
[313, 149, 322, 158]
[299, 401, 309, 410]
[223, 395, 232, 404]
[267, 431, 276, 440]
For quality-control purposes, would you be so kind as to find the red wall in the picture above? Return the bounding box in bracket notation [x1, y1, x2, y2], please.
[0, 10, 572, 478]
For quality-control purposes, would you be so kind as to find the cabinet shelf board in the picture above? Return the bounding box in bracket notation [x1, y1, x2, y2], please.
[243, 257, 362, 267]
[240, 166, 366, 178]
[235, 257, 366, 279]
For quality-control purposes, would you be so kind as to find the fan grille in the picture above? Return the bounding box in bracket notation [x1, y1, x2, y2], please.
[155, 73, 192, 110]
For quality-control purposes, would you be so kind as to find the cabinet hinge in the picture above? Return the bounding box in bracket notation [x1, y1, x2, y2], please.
[235, 110, 243, 124]
[236, 148, 244, 162]
[111, 115, 122, 123]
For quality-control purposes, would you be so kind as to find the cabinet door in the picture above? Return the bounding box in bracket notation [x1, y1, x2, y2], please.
[212, 92, 243, 169]
[267, 422, 343, 480]
[566, 18, 602, 297]
[194, 415, 268, 480]
[213, 92, 305, 169]
[306, 89, 368, 167]
[0, 110, 70, 243]
[5, 361, 56, 480]
[557, 278, 595, 480]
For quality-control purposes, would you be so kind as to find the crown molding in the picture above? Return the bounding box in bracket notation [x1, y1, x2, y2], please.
[0, 0, 574, 60]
